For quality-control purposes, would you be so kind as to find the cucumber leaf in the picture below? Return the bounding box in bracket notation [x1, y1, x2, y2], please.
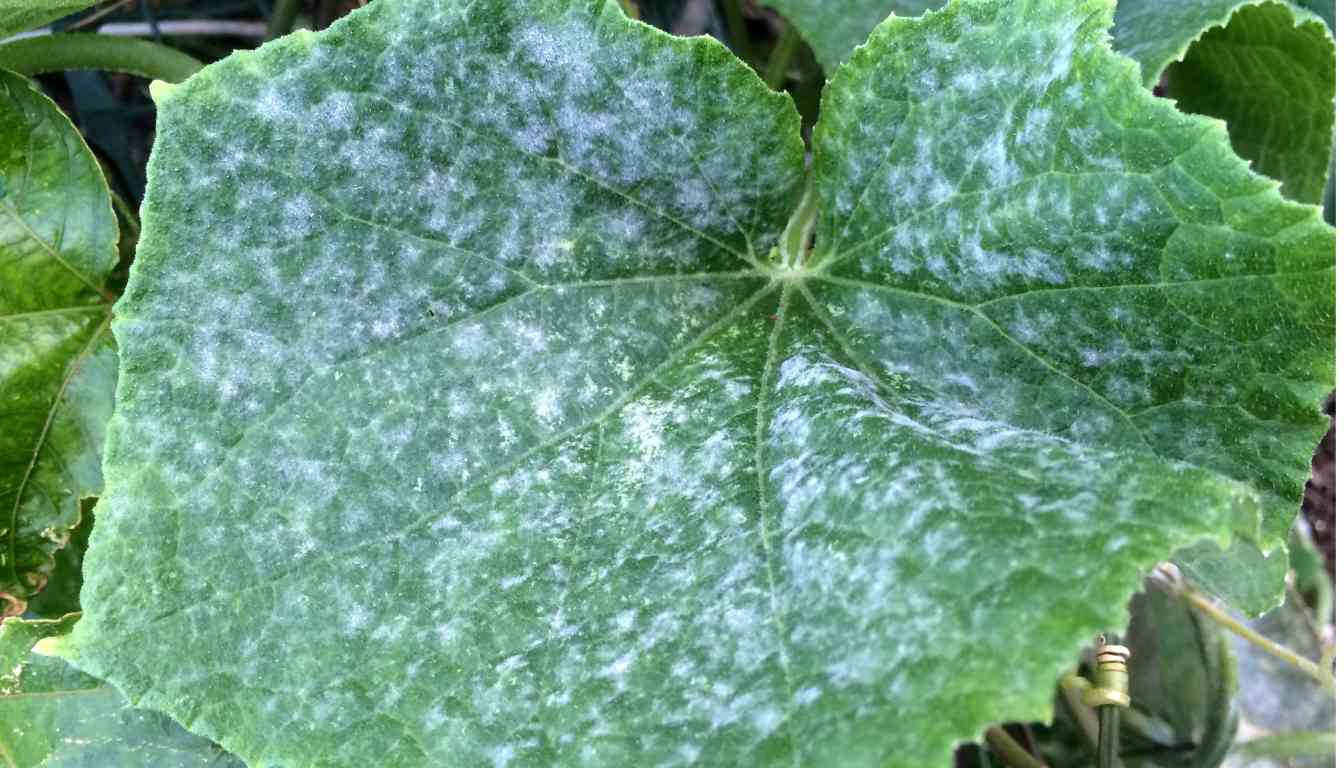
[1112, 0, 1335, 204]
[0, 69, 117, 615]
[60, 0, 1331, 765]
[764, 0, 1334, 210]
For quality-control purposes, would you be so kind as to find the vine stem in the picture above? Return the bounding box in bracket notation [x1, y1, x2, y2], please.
[763, 23, 799, 90]
[266, 0, 303, 40]
[778, 171, 818, 268]
[1181, 588, 1336, 694]
[0, 34, 202, 82]
[1060, 674, 1101, 748]
[719, 0, 757, 65]
[1096, 706, 1122, 768]
[985, 726, 1047, 768]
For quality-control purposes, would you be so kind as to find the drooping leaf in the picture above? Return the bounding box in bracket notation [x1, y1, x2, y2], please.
[1111, 0, 1335, 203]
[25, 498, 96, 618]
[0, 0, 99, 39]
[0, 612, 77, 688]
[0, 69, 118, 615]
[1174, 537, 1291, 617]
[764, 0, 944, 72]
[0, 615, 244, 767]
[1120, 586, 1237, 768]
[59, 0, 1331, 765]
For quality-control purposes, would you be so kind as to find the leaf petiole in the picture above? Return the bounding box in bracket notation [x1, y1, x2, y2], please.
[984, 726, 1047, 768]
[0, 33, 202, 82]
[1156, 565, 1336, 694]
[764, 22, 800, 90]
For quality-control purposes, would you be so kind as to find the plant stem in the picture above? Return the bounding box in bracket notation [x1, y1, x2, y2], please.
[778, 171, 818, 268]
[110, 191, 140, 239]
[719, 0, 756, 65]
[1097, 706, 1122, 768]
[1059, 674, 1101, 748]
[985, 726, 1047, 768]
[1182, 588, 1335, 694]
[0, 34, 202, 82]
[266, 0, 303, 40]
[764, 23, 799, 90]
[618, 0, 640, 19]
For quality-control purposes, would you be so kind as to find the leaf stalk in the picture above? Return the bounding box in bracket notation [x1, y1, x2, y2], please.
[0, 34, 202, 82]
[985, 726, 1047, 768]
[764, 23, 800, 90]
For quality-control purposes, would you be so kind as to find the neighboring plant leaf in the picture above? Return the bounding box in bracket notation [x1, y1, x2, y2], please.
[764, 0, 944, 72]
[1111, 0, 1335, 204]
[0, 0, 99, 39]
[60, 0, 1331, 765]
[0, 69, 117, 615]
[1174, 538, 1292, 618]
[0, 612, 77, 689]
[1121, 585, 1237, 768]
[0, 615, 244, 767]
[26, 498, 96, 618]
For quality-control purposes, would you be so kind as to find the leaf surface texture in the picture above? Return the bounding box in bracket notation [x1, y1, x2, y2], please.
[64, 0, 1332, 765]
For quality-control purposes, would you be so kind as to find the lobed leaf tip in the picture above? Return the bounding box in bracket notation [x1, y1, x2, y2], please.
[148, 79, 178, 105]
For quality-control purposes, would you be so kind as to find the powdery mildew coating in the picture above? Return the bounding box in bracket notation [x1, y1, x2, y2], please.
[811, 0, 1331, 552]
[65, 0, 1331, 766]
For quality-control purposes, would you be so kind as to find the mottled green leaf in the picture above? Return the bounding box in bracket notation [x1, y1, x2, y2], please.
[25, 499, 96, 618]
[0, 1, 99, 39]
[1111, 0, 1335, 203]
[764, 0, 943, 72]
[59, 0, 1330, 765]
[0, 615, 244, 767]
[0, 69, 117, 615]
[767, 0, 1335, 207]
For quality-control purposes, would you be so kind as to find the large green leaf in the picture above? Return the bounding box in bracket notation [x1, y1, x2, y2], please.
[59, 0, 1331, 765]
[0, 1, 99, 39]
[0, 615, 244, 767]
[0, 69, 117, 615]
[1111, 0, 1335, 203]
[764, 0, 944, 72]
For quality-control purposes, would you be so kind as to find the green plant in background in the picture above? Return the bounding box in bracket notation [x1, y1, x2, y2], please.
[0, 0, 1335, 766]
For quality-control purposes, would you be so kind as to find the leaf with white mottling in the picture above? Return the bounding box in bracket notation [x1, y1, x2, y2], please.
[0, 69, 117, 616]
[1111, 0, 1335, 203]
[56, 0, 1331, 766]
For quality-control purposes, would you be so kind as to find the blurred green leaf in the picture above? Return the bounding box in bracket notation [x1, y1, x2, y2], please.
[0, 0, 99, 39]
